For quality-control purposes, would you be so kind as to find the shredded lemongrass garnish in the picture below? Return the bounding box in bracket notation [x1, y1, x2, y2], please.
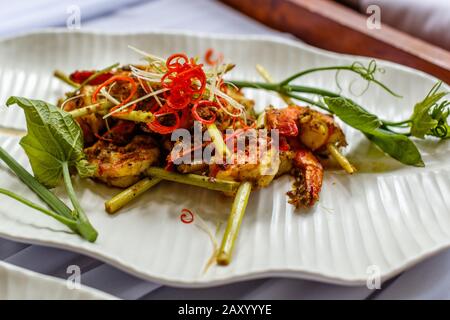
[100, 87, 120, 105]
[130, 65, 164, 81]
[128, 45, 165, 63]
[193, 212, 219, 273]
[105, 118, 110, 131]
[103, 88, 169, 118]
[139, 76, 163, 108]
[211, 85, 246, 120]
[209, 66, 218, 102]
[60, 93, 84, 110]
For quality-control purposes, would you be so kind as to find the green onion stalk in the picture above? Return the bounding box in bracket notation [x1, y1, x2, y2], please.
[0, 147, 98, 241]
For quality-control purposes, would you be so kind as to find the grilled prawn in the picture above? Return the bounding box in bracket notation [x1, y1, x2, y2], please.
[84, 134, 160, 188]
[266, 105, 347, 208]
[266, 105, 347, 152]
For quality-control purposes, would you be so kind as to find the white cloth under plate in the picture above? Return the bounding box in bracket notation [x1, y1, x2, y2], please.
[0, 0, 449, 299]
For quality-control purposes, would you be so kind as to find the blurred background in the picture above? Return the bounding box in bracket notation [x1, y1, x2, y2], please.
[1, 0, 449, 50]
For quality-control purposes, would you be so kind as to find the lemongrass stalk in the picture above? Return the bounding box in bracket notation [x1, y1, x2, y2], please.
[105, 177, 162, 214]
[79, 62, 119, 87]
[113, 110, 154, 123]
[62, 162, 98, 242]
[256, 64, 293, 105]
[256, 111, 266, 128]
[207, 123, 232, 161]
[54, 70, 79, 89]
[327, 144, 356, 174]
[0, 147, 74, 220]
[0, 188, 77, 228]
[146, 167, 240, 193]
[216, 181, 252, 265]
[69, 102, 111, 118]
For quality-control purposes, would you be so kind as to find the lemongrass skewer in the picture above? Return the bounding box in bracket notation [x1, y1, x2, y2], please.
[54, 70, 79, 89]
[256, 64, 294, 105]
[105, 177, 162, 214]
[326, 144, 356, 174]
[146, 167, 240, 193]
[216, 181, 252, 265]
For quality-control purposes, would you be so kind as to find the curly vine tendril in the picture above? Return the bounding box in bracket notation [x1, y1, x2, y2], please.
[335, 60, 394, 97]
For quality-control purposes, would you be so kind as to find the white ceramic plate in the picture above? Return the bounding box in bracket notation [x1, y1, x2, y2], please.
[0, 261, 115, 299]
[0, 30, 449, 287]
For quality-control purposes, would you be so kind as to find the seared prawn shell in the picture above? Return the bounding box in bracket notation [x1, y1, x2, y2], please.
[84, 135, 160, 188]
[266, 105, 347, 208]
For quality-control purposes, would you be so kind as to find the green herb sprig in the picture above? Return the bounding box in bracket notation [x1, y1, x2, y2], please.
[230, 61, 449, 167]
[0, 97, 98, 242]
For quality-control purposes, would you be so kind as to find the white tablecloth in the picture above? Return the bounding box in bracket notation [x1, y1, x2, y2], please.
[0, 0, 449, 300]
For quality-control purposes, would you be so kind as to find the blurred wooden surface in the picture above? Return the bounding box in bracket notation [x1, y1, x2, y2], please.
[221, 0, 450, 84]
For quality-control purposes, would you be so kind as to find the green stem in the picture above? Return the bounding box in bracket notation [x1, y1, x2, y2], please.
[61, 161, 98, 242]
[382, 119, 412, 127]
[79, 63, 119, 87]
[280, 66, 357, 85]
[113, 110, 155, 123]
[283, 92, 329, 111]
[54, 70, 79, 89]
[69, 102, 112, 118]
[105, 177, 162, 214]
[207, 123, 232, 160]
[279, 65, 401, 97]
[0, 188, 77, 228]
[146, 167, 240, 193]
[231, 79, 412, 128]
[0, 147, 74, 220]
[229, 80, 331, 110]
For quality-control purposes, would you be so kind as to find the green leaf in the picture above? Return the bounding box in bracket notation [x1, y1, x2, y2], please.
[324, 97, 424, 167]
[409, 83, 447, 138]
[325, 96, 382, 132]
[5, 96, 98, 241]
[6, 97, 94, 187]
[365, 129, 424, 167]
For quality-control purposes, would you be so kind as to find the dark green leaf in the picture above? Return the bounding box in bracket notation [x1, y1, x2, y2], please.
[6, 96, 95, 187]
[365, 129, 424, 167]
[324, 97, 424, 167]
[324, 96, 382, 132]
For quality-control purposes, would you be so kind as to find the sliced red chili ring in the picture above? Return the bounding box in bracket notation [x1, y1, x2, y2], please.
[147, 107, 181, 134]
[166, 53, 189, 71]
[204, 48, 224, 66]
[92, 75, 138, 115]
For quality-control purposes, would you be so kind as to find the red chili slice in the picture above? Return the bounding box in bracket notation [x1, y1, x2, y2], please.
[204, 48, 224, 66]
[147, 106, 181, 134]
[92, 76, 138, 115]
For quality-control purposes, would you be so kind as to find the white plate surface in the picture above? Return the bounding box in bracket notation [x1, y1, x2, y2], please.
[0, 30, 449, 287]
[0, 261, 115, 299]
